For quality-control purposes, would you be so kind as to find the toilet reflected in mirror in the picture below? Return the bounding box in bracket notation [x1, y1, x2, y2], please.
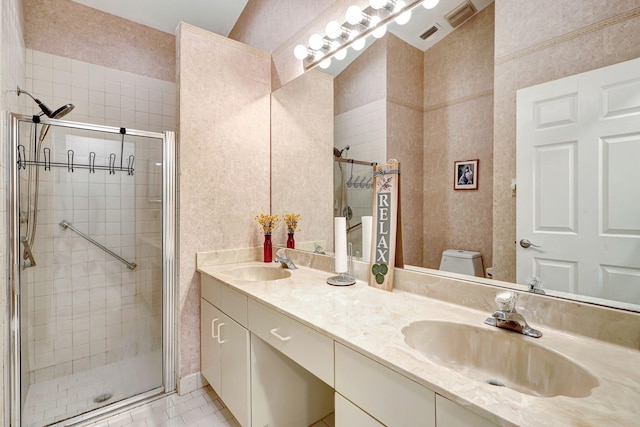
[439, 249, 484, 277]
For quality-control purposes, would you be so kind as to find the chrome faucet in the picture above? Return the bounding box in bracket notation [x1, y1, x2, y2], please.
[484, 291, 542, 338]
[274, 249, 297, 270]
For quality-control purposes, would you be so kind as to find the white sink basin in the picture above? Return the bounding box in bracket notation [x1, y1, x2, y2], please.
[402, 320, 598, 398]
[227, 266, 292, 282]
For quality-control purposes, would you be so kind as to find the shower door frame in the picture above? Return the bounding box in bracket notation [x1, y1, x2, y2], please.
[6, 113, 177, 427]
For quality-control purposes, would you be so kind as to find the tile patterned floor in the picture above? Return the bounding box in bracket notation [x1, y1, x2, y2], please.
[85, 386, 240, 427]
[85, 386, 335, 427]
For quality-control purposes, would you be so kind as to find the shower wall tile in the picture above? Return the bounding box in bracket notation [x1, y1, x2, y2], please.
[23, 48, 175, 382]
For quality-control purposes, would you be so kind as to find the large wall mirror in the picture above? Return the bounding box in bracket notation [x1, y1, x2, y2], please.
[270, 0, 640, 314]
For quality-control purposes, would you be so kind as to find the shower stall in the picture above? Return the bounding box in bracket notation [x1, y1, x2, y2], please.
[8, 113, 176, 426]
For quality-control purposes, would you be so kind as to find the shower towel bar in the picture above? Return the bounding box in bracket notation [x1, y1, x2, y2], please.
[59, 219, 137, 270]
[17, 144, 135, 175]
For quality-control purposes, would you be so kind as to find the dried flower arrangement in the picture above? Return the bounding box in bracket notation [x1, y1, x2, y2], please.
[255, 213, 280, 235]
[284, 213, 301, 233]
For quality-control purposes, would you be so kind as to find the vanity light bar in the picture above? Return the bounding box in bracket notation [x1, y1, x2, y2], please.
[296, 0, 431, 71]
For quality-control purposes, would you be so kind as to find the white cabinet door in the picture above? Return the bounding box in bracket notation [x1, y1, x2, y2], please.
[435, 395, 497, 427]
[201, 297, 251, 427]
[517, 57, 640, 303]
[220, 312, 251, 427]
[335, 393, 383, 427]
[200, 298, 221, 392]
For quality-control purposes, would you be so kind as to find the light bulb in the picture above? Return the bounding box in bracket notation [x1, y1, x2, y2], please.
[309, 33, 326, 50]
[334, 48, 347, 60]
[294, 44, 310, 60]
[319, 57, 332, 69]
[393, 0, 407, 12]
[326, 21, 343, 39]
[346, 5, 364, 25]
[369, 0, 388, 9]
[422, 0, 439, 9]
[395, 9, 411, 25]
[352, 37, 366, 51]
[394, 1, 411, 25]
[371, 16, 387, 38]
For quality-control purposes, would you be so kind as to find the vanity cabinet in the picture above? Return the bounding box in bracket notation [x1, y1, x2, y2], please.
[200, 272, 499, 427]
[335, 342, 436, 427]
[201, 274, 251, 427]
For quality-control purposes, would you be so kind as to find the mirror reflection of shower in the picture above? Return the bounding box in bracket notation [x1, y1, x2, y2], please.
[333, 148, 376, 258]
[17, 86, 75, 267]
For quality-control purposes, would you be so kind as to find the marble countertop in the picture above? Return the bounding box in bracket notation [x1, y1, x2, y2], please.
[197, 259, 640, 427]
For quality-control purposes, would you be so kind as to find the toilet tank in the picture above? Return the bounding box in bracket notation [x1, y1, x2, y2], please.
[439, 249, 484, 277]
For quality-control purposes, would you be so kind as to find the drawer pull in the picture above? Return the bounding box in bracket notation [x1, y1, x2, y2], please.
[270, 328, 291, 342]
[217, 322, 227, 344]
[211, 318, 219, 338]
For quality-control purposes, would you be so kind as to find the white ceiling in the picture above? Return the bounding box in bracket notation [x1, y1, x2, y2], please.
[72, 0, 249, 36]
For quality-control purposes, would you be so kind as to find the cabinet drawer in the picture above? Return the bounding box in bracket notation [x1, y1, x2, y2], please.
[201, 273, 248, 327]
[436, 395, 498, 427]
[201, 273, 221, 306]
[248, 299, 334, 386]
[220, 283, 248, 327]
[335, 342, 435, 427]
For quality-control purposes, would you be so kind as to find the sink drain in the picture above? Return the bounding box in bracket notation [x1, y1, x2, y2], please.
[93, 393, 113, 403]
[485, 379, 506, 387]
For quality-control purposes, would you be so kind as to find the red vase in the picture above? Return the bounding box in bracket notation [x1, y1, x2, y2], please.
[286, 232, 295, 249]
[263, 233, 272, 262]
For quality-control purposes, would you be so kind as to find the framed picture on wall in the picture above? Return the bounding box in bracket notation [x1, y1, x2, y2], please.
[454, 159, 479, 190]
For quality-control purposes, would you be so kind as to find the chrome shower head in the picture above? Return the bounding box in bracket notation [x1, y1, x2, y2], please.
[17, 86, 75, 118]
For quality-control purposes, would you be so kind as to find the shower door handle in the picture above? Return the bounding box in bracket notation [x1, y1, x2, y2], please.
[216, 322, 226, 344]
[211, 318, 219, 339]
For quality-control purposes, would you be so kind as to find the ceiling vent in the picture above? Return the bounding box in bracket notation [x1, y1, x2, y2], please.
[445, 0, 478, 28]
[419, 24, 441, 40]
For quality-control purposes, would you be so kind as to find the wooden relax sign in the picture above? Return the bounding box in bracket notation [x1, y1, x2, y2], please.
[368, 160, 403, 291]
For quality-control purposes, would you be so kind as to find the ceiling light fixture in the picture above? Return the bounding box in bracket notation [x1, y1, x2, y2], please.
[422, 0, 440, 9]
[294, 0, 427, 71]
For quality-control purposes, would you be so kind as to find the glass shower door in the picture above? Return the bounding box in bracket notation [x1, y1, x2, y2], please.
[11, 116, 172, 426]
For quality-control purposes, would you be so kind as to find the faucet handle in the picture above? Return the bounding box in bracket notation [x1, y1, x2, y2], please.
[495, 291, 517, 312]
[276, 248, 287, 258]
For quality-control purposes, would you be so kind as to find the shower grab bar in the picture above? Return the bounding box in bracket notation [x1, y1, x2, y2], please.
[59, 219, 137, 270]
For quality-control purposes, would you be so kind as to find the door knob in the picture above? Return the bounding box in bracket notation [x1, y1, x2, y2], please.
[519, 239, 540, 249]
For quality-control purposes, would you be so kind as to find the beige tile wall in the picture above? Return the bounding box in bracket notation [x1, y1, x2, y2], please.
[387, 34, 424, 267]
[176, 24, 271, 378]
[334, 38, 387, 115]
[271, 70, 334, 251]
[23, 0, 175, 82]
[423, 5, 494, 270]
[229, 0, 336, 54]
[492, 1, 640, 281]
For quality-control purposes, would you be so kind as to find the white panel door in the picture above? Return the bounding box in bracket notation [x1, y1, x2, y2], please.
[517, 58, 640, 304]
